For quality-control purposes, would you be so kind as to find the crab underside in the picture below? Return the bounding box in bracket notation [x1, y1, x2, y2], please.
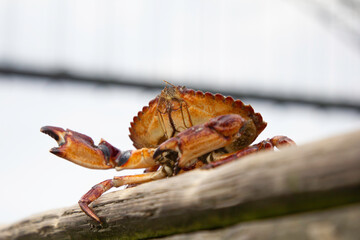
[41, 83, 295, 223]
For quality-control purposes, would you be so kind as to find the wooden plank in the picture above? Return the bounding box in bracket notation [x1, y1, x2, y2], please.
[1, 130, 360, 240]
[154, 204, 360, 240]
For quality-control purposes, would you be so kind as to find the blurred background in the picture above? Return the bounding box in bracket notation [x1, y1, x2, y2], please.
[1, 0, 360, 224]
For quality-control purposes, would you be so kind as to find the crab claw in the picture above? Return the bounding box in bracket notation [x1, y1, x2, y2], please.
[41, 126, 120, 169]
[154, 114, 246, 170]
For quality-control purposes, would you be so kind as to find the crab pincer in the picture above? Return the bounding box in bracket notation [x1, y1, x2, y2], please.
[40, 126, 120, 169]
[41, 126, 159, 171]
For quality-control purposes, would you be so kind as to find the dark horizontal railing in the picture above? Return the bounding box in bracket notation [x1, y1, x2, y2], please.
[0, 66, 359, 112]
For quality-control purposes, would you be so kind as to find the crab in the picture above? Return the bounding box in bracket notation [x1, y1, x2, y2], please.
[41, 83, 295, 223]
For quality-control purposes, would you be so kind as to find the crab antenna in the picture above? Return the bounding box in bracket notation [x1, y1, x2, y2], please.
[163, 80, 176, 87]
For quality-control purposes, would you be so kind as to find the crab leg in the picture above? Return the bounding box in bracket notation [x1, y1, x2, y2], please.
[203, 136, 295, 168]
[79, 170, 166, 223]
[116, 148, 158, 171]
[40, 126, 158, 170]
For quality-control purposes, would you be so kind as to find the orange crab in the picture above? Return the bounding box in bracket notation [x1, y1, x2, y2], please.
[41, 83, 295, 223]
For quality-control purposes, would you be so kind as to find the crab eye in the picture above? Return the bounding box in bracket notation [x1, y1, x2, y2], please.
[116, 150, 132, 167]
[170, 99, 181, 110]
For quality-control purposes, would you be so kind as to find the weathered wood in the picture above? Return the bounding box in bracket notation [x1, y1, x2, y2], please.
[1, 130, 360, 240]
[154, 204, 360, 240]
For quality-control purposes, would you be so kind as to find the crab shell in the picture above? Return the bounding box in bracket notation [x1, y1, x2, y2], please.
[129, 85, 267, 152]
